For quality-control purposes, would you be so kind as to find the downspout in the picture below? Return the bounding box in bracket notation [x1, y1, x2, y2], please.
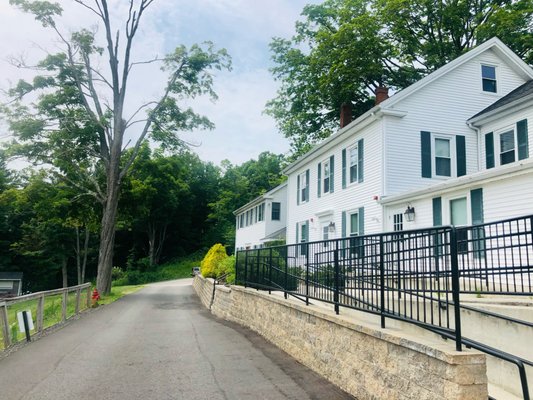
[381, 115, 387, 232]
[467, 121, 482, 172]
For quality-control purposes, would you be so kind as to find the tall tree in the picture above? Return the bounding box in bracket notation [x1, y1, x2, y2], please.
[267, 0, 533, 156]
[5, 0, 231, 293]
[208, 152, 285, 248]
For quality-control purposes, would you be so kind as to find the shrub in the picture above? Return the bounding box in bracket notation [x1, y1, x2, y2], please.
[216, 255, 236, 283]
[111, 266, 124, 281]
[200, 244, 228, 278]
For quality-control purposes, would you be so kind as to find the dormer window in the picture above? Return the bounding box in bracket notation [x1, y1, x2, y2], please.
[481, 65, 497, 93]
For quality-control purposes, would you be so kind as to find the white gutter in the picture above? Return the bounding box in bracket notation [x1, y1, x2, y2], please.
[380, 159, 533, 205]
[468, 96, 533, 126]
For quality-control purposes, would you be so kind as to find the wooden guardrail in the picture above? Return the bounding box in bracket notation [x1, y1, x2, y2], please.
[0, 282, 91, 350]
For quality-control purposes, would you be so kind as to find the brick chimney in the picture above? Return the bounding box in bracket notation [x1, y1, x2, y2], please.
[375, 86, 389, 105]
[340, 103, 352, 128]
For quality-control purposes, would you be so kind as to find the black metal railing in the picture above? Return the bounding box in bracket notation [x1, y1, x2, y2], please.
[235, 214, 533, 399]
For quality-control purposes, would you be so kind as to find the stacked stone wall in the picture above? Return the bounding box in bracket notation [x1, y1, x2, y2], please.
[192, 275, 487, 400]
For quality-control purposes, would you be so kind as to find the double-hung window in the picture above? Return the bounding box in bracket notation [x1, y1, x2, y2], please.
[481, 65, 497, 93]
[298, 170, 309, 203]
[323, 159, 330, 194]
[499, 129, 516, 165]
[349, 145, 358, 183]
[434, 137, 451, 177]
[271, 202, 281, 220]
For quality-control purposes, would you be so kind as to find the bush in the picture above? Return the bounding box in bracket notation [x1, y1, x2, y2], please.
[200, 243, 228, 278]
[216, 255, 236, 283]
[111, 266, 124, 281]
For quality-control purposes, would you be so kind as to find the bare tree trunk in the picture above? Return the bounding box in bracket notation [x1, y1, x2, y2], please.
[61, 257, 68, 288]
[96, 150, 122, 295]
[154, 223, 168, 266]
[81, 227, 90, 284]
[148, 222, 156, 268]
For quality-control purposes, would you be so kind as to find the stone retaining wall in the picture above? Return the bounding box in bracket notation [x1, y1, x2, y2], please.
[193, 275, 488, 400]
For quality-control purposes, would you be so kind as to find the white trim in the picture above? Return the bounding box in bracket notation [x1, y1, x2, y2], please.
[380, 159, 533, 205]
[468, 96, 533, 125]
[233, 182, 287, 215]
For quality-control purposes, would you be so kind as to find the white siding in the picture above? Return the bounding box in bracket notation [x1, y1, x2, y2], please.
[384, 170, 533, 231]
[385, 49, 528, 196]
[479, 109, 533, 170]
[235, 219, 267, 250]
[264, 186, 287, 238]
[286, 120, 384, 245]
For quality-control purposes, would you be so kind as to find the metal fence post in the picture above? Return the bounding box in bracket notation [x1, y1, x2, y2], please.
[244, 250, 248, 288]
[450, 227, 463, 351]
[1, 302, 10, 348]
[269, 247, 273, 295]
[284, 247, 288, 299]
[334, 241, 340, 315]
[379, 236, 386, 329]
[256, 249, 261, 291]
[305, 246, 310, 306]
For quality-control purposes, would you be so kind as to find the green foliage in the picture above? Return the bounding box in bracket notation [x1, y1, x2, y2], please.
[208, 152, 285, 249]
[216, 255, 236, 283]
[267, 0, 533, 156]
[112, 255, 201, 286]
[200, 244, 228, 278]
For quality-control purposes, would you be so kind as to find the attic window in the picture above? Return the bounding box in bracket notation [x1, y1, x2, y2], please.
[481, 65, 497, 93]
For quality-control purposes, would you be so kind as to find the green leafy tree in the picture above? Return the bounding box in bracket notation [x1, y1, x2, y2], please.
[267, 0, 533, 156]
[5, 0, 231, 294]
[208, 152, 285, 249]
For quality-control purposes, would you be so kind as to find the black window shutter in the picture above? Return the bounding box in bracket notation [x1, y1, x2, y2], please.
[470, 188, 484, 224]
[421, 131, 432, 178]
[317, 163, 321, 198]
[432, 197, 442, 226]
[358, 139, 364, 182]
[517, 119, 529, 160]
[485, 132, 494, 169]
[358, 207, 364, 235]
[342, 149, 347, 189]
[329, 155, 335, 193]
[456, 135, 466, 177]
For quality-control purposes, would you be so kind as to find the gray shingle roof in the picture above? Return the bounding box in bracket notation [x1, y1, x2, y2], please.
[0, 272, 23, 280]
[470, 80, 533, 120]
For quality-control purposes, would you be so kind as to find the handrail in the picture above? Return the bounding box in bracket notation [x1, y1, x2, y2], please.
[1, 282, 92, 350]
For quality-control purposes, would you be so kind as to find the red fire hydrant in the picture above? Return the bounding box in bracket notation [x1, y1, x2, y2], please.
[91, 288, 101, 307]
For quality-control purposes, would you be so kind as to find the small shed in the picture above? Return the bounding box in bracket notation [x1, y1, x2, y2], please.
[0, 272, 23, 297]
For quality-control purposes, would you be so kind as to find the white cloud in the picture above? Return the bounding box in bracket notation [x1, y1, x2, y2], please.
[0, 0, 317, 166]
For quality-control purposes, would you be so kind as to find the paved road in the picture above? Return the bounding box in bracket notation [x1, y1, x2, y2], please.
[0, 279, 353, 400]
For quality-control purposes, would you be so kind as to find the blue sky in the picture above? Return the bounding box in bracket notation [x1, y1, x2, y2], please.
[0, 1, 320, 166]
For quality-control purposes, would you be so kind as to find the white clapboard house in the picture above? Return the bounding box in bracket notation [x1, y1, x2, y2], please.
[280, 37, 532, 246]
[234, 182, 287, 251]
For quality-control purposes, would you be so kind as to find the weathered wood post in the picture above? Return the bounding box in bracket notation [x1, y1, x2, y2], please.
[61, 289, 68, 322]
[37, 294, 44, 332]
[1, 302, 11, 348]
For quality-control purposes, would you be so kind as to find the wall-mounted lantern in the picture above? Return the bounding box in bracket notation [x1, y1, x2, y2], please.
[328, 221, 336, 233]
[404, 206, 416, 222]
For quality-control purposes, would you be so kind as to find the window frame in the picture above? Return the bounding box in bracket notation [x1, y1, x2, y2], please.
[299, 171, 309, 203]
[348, 144, 358, 185]
[271, 202, 281, 221]
[481, 64, 497, 94]
[431, 133, 456, 178]
[322, 158, 330, 194]
[497, 126, 516, 166]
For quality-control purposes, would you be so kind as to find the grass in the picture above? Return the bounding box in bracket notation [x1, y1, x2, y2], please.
[112, 254, 201, 286]
[0, 284, 143, 351]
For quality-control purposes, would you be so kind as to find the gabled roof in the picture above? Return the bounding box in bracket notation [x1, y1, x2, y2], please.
[0, 272, 23, 280]
[283, 37, 533, 175]
[233, 182, 287, 215]
[469, 79, 533, 122]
